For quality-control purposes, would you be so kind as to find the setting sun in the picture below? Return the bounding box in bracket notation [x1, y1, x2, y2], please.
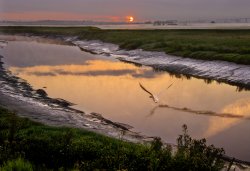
[129, 16, 134, 22]
[130, 16, 134, 22]
[126, 16, 134, 22]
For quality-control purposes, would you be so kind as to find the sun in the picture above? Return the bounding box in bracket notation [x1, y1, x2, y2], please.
[127, 16, 134, 22]
[129, 16, 134, 22]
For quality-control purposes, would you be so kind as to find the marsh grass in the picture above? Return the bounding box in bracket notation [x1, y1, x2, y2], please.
[1, 26, 250, 64]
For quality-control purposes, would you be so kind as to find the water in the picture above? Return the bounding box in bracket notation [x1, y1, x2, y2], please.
[0, 36, 250, 160]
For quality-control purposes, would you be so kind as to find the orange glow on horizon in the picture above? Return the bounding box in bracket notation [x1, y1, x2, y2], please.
[0, 12, 123, 22]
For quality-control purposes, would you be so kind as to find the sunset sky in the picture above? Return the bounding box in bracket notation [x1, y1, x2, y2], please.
[0, 0, 250, 21]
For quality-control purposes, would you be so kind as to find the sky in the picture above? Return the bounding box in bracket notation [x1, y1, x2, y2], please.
[0, 0, 250, 21]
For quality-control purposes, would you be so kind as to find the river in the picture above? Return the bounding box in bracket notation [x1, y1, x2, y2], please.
[0, 35, 250, 161]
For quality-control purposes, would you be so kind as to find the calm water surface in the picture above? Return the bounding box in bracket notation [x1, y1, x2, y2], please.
[1, 36, 250, 160]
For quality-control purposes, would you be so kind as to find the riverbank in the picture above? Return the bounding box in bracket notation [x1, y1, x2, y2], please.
[1, 26, 250, 65]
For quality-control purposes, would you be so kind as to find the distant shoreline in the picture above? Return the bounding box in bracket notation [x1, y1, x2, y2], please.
[1, 23, 250, 30]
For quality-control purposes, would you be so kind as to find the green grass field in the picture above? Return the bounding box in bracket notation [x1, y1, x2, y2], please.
[0, 106, 225, 170]
[1, 26, 250, 64]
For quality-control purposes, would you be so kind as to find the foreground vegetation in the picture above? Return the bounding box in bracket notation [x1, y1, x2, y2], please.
[1, 26, 250, 64]
[0, 106, 225, 170]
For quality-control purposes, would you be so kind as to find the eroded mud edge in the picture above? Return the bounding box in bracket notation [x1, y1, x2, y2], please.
[71, 38, 250, 91]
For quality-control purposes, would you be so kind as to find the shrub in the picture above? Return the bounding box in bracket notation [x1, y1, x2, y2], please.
[0, 158, 33, 171]
[174, 124, 225, 171]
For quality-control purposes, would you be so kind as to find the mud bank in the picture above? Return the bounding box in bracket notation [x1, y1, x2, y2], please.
[71, 39, 250, 90]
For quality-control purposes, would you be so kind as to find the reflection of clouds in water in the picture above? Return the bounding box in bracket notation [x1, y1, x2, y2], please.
[222, 98, 250, 116]
[30, 69, 135, 77]
[28, 69, 157, 78]
[205, 98, 250, 138]
[1, 39, 90, 67]
[146, 99, 250, 140]
[9, 57, 250, 148]
[28, 71, 57, 77]
[10, 60, 159, 78]
[147, 104, 249, 120]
